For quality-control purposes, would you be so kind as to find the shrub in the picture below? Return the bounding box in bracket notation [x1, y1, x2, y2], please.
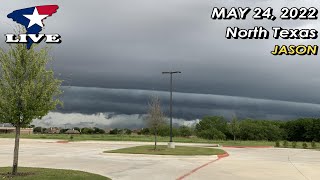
[69, 135, 74, 140]
[292, 141, 297, 148]
[197, 128, 226, 140]
[140, 128, 150, 135]
[124, 129, 132, 135]
[275, 141, 280, 147]
[282, 140, 288, 148]
[109, 128, 119, 135]
[93, 127, 105, 134]
[311, 141, 317, 149]
[33, 127, 42, 133]
[81, 128, 94, 134]
[179, 126, 193, 137]
[302, 142, 308, 149]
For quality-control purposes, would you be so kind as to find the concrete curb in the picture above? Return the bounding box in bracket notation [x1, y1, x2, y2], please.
[222, 145, 273, 148]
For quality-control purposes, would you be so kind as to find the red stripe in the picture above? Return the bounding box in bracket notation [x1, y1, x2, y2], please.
[36, 5, 59, 16]
[176, 152, 229, 180]
[223, 145, 273, 148]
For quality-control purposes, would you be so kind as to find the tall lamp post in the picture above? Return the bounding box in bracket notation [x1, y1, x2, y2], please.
[162, 71, 181, 148]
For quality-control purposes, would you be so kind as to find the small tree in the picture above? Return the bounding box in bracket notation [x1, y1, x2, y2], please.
[33, 126, 42, 133]
[146, 96, 165, 150]
[230, 115, 240, 141]
[0, 43, 62, 175]
[179, 125, 192, 137]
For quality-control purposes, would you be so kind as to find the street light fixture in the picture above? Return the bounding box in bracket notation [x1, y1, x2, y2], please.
[162, 71, 181, 148]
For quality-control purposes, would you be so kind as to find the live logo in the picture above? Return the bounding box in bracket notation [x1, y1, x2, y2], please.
[5, 34, 61, 43]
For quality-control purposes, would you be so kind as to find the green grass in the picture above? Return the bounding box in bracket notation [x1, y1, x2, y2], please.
[2, 134, 318, 149]
[0, 134, 276, 146]
[105, 145, 226, 155]
[0, 167, 110, 180]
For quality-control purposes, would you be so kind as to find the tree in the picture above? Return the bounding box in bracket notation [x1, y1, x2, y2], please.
[81, 127, 94, 134]
[146, 96, 166, 150]
[109, 128, 119, 135]
[179, 125, 193, 137]
[33, 126, 42, 133]
[124, 128, 132, 135]
[0, 42, 62, 175]
[93, 127, 105, 134]
[73, 127, 80, 132]
[195, 116, 228, 140]
[229, 115, 240, 141]
[140, 128, 150, 135]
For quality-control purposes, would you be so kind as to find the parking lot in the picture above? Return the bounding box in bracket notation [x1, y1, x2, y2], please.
[1, 139, 320, 180]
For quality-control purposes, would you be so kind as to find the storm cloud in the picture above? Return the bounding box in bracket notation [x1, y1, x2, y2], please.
[1, 1, 320, 127]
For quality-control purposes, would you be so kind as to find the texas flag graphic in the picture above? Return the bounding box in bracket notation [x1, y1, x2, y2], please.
[7, 5, 59, 49]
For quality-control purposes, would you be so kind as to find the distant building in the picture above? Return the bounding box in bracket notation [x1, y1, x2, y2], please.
[132, 129, 141, 135]
[45, 127, 61, 134]
[0, 127, 33, 135]
[65, 129, 80, 134]
[104, 128, 112, 134]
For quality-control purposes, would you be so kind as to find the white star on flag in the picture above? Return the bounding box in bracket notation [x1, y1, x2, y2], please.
[23, 7, 49, 28]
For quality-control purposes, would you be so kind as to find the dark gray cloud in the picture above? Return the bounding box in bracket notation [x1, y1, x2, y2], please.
[1, 1, 320, 127]
[56, 86, 320, 121]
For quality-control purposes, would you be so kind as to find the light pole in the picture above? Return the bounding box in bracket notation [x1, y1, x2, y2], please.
[162, 71, 181, 148]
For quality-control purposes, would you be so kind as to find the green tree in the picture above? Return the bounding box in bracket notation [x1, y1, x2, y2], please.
[0, 43, 62, 175]
[195, 116, 228, 140]
[179, 125, 192, 137]
[124, 128, 132, 135]
[140, 128, 150, 135]
[81, 127, 94, 134]
[93, 127, 105, 134]
[229, 115, 240, 141]
[33, 126, 42, 133]
[239, 119, 283, 141]
[73, 127, 80, 132]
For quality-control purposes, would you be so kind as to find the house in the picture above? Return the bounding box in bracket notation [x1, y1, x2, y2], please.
[45, 127, 61, 134]
[65, 129, 80, 134]
[0, 126, 33, 134]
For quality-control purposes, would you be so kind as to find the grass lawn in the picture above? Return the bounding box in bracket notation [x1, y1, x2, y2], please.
[0, 134, 276, 146]
[0, 167, 110, 180]
[105, 145, 226, 155]
[1, 134, 318, 149]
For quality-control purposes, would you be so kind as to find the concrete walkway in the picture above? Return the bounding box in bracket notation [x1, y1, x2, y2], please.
[184, 147, 320, 180]
[1, 139, 320, 180]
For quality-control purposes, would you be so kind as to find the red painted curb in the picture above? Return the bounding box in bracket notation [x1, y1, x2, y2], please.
[56, 141, 69, 143]
[222, 145, 273, 148]
[176, 152, 229, 180]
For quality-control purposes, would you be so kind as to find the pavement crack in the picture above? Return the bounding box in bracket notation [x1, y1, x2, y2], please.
[287, 150, 309, 180]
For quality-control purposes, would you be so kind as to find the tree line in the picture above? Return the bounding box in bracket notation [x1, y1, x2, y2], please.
[195, 116, 320, 142]
[32, 116, 320, 142]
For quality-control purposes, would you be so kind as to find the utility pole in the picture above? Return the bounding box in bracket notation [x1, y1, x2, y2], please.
[162, 71, 181, 148]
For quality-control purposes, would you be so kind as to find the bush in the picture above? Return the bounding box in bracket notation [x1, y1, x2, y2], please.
[109, 128, 119, 135]
[282, 140, 288, 148]
[124, 129, 132, 135]
[292, 141, 297, 148]
[33, 127, 42, 133]
[311, 141, 317, 149]
[140, 128, 150, 135]
[93, 127, 105, 134]
[179, 126, 193, 137]
[302, 142, 308, 149]
[69, 135, 74, 140]
[275, 141, 280, 147]
[81, 128, 94, 134]
[195, 116, 228, 140]
[197, 128, 226, 140]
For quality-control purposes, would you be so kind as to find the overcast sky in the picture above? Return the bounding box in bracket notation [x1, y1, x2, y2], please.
[1, 0, 320, 128]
